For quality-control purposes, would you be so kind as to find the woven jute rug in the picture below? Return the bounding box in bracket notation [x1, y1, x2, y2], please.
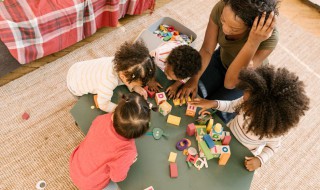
[0, 0, 319, 189]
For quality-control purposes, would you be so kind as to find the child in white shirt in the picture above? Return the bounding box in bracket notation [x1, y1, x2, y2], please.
[67, 41, 156, 112]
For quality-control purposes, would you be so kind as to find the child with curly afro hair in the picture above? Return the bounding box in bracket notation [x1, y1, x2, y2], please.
[190, 65, 310, 171]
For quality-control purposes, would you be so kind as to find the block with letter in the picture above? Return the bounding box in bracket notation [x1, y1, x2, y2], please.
[173, 97, 191, 106]
[169, 163, 178, 178]
[155, 92, 167, 105]
[186, 103, 197, 117]
[219, 145, 231, 165]
[222, 133, 232, 145]
[167, 114, 181, 126]
[159, 101, 172, 116]
[210, 145, 221, 158]
[195, 125, 207, 137]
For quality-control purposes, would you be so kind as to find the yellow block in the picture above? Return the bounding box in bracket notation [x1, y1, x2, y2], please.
[168, 152, 177, 162]
[206, 119, 214, 133]
[167, 114, 181, 126]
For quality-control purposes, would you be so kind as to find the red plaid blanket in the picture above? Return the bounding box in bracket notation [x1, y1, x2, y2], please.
[0, 0, 155, 64]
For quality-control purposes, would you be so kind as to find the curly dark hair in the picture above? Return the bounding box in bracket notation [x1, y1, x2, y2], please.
[222, 0, 280, 27]
[236, 65, 310, 139]
[166, 45, 201, 79]
[113, 40, 156, 86]
[113, 92, 157, 139]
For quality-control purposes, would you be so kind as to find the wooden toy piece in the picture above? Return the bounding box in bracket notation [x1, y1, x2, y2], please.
[199, 140, 214, 160]
[155, 92, 167, 105]
[187, 147, 198, 155]
[143, 86, 155, 98]
[186, 154, 198, 164]
[186, 123, 196, 136]
[195, 125, 207, 137]
[93, 95, 99, 108]
[194, 157, 208, 170]
[210, 145, 221, 158]
[167, 114, 181, 126]
[186, 161, 193, 168]
[203, 134, 215, 149]
[181, 97, 191, 104]
[168, 152, 177, 162]
[144, 186, 155, 190]
[222, 134, 232, 145]
[185, 104, 197, 117]
[173, 97, 191, 106]
[206, 119, 214, 133]
[169, 163, 178, 178]
[212, 123, 224, 135]
[219, 145, 231, 165]
[22, 112, 30, 120]
[159, 101, 172, 116]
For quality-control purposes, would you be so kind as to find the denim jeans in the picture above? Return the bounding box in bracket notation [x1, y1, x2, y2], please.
[198, 48, 243, 123]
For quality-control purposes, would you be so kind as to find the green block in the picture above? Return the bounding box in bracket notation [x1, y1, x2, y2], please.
[199, 141, 214, 160]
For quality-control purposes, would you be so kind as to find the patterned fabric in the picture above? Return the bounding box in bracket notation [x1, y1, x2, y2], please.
[0, 0, 155, 64]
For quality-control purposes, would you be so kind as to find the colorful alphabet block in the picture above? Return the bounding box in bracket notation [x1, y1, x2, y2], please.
[159, 101, 172, 116]
[186, 104, 197, 117]
[219, 145, 231, 165]
[155, 92, 167, 105]
[167, 114, 181, 126]
[210, 145, 221, 158]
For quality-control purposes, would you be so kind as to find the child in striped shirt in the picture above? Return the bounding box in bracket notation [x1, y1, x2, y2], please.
[190, 65, 310, 171]
[148, 41, 202, 99]
[67, 41, 156, 112]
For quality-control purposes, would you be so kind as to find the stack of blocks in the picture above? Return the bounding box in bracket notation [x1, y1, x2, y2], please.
[155, 92, 166, 105]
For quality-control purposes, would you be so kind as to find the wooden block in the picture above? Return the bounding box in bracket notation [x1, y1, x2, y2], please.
[169, 163, 178, 178]
[155, 92, 167, 105]
[144, 86, 155, 98]
[186, 154, 198, 164]
[159, 101, 172, 116]
[203, 134, 215, 149]
[222, 135, 232, 145]
[167, 114, 181, 126]
[194, 157, 208, 170]
[185, 104, 197, 117]
[219, 145, 231, 165]
[195, 125, 207, 137]
[168, 152, 177, 162]
[206, 119, 213, 133]
[186, 123, 196, 136]
[173, 97, 191, 106]
[22, 112, 30, 120]
[93, 95, 99, 108]
[210, 145, 221, 158]
[199, 140, 214, 160]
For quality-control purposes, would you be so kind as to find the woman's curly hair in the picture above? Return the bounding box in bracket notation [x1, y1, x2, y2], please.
[166, 45, 201, 79]
[236, 65, 310, 139]
[222, 0, 280, 27]
[113, 40, 156, 86]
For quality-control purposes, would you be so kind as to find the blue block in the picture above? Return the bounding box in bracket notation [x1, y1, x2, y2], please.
[203, 134, 215, 149]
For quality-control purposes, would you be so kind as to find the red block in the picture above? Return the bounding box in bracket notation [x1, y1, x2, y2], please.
[186, 123, 195, 136]
[169, 163, 178, 178]
[222, 135, 231, 145]
[22, 112, 30, 120]
[144, 86, 155, 98]
[186, 154, 198, 164]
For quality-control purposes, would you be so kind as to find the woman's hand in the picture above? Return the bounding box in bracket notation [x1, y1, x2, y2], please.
[248, 11, 277, 45]
[132, 86, 148, 100]
[189, 98, 217, 115]
[244, 156, 261, 171]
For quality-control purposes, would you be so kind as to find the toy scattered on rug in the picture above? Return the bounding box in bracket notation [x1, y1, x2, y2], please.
[154, 24, 192, 44]
[168, 152, 178, 178]
[145, 127, 168, 140]
[144, 186, 155, 190]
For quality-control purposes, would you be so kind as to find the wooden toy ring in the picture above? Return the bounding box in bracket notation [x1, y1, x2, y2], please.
[176, 139, 189, 151]
[180, 138, 191, 147]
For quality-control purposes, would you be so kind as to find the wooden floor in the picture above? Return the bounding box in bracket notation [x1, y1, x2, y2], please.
[0, 0, 319, 86]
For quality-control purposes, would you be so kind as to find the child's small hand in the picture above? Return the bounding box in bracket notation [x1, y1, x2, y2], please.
[244, 156, 261, 171]
[132, 86, 148, 100]
[166, 81, 182, 99]
[189, 98, 217, 115]
[147, 80, 163, 92]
